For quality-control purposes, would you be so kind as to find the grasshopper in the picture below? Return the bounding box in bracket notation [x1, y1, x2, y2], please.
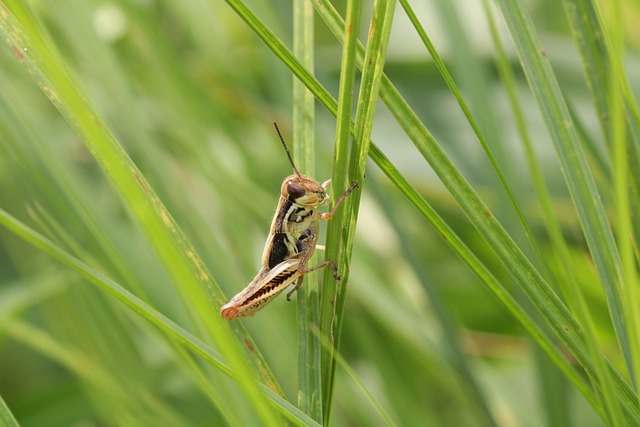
[220, 123, 357, 320]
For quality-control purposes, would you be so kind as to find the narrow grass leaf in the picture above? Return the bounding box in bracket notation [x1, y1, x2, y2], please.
[482, 1, 622, 424]
[366, 144, 605, 418]
[1, 319, 192, 426]
[319, 0, 362, 420]
[321, 0, 396, 422]
[0, 4, 281, 424]
[603, 0, 640, 392]
[314, 326, 398, 427]
[0, 207, 320, 427]
[313, 2, 640, 422]
[0, 394, 19, 427]
[399, 0, 544, 268]
[493, 0, 629, 380]
[563, 0, 640, 254]
[292, 0, 323, 420]
[214, 0, 640, 421]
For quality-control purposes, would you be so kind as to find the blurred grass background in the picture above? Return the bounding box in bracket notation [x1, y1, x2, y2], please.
[1, 0, 639, 426]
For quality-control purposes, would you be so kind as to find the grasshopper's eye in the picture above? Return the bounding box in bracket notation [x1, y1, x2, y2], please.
[287, 181, 306, 201]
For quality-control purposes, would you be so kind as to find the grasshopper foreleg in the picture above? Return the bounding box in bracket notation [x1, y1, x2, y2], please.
[319, 182, 358, 221]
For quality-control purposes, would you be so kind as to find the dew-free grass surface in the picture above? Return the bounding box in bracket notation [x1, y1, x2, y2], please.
[1, 0, 639, 426]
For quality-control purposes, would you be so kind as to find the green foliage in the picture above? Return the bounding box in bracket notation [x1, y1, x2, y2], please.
[0, 0, 638, 426]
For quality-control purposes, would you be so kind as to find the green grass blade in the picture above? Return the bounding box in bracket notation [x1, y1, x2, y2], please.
[310, 2, 640, 423]
[319, 0, 362, 420]
[320, 0, 396, 422]
[563, 1, 610, 133]
[213, 0, 640, 421]
[482, 1, 619, 424]
[0, 394, 20, 427]
[315, 327, 398, 427]
[0, 4, 282, 424]
[564, 0, 640, 206]
[604, 0, 640, 393]
[366, 144, 605, 417]
[398, 0, 543, 267]
[493, 0, 631, 423]
[371, 181, 498, 427]
[493, 0, 629, 380]
[2, 0, 639, 423]
[378, 73, 636, 424]
[0, 207, 320, 427]
[292, 0, 322, 421]
[1, 319, 194, 426]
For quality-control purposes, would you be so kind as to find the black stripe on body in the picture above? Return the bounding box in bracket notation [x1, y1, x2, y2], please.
[290, 206, 313, 223]
[274, 198, 291, 233]
[268, 197, 316, 269]
[276, 199, 314, 232]
[268, 233, 290, 269]
[245, 268, 297, 304]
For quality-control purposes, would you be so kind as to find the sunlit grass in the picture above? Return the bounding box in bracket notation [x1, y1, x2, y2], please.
[1, 0, 639, 426]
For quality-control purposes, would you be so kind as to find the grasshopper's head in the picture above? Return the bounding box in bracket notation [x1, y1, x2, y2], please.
[281, 175, 330, 207]
[272, 121, 331, 207]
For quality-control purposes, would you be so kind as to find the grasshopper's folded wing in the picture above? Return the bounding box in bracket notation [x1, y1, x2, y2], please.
[220, 259, 302, 320]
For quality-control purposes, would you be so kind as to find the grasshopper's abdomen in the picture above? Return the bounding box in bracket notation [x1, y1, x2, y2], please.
[220, 261, 302, 319]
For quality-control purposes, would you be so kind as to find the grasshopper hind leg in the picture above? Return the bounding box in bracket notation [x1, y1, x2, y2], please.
[285, 260, 340, 300]
[286, 277, 304, 301]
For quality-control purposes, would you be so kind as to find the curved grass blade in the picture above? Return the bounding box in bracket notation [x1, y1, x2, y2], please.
[398, 0, 544, 268]
[482, 1, 624, 424]
[0, 207, 320, 427]
[213, 0, 640, 421]
[1, 319, 193, 426]
[493, 0, 629, 381]
[313, 325, 398, 427]
[493, 1, 633, 423]
[600, 0, 640, 394]
[564, 0, 640, 188]
[366, 144, 604, 418]
[312, 2, 640, 423]
[0, 394, 19, 427]
[0, 4, 280, 423]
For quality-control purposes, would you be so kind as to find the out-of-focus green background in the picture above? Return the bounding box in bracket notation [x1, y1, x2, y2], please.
[1, 0, 638, 426]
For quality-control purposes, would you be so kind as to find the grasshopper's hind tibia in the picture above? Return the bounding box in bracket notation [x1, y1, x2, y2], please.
[285, 260, 340, 300]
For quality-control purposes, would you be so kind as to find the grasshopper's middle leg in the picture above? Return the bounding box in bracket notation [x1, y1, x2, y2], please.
[286, 230, 341, 300]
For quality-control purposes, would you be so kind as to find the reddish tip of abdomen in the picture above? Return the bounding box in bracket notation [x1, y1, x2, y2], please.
[220, 304, 239, 320]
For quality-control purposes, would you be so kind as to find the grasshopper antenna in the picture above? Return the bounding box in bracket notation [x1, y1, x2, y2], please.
[273, 121, 301, 177]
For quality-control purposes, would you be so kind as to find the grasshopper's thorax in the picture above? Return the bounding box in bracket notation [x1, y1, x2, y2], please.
[276, 174, 329, 235]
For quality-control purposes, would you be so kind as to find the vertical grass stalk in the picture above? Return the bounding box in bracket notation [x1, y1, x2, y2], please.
[321, 0, 396, 423]
[292, 0, 323, 421]
[320, 0, 362, 421]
